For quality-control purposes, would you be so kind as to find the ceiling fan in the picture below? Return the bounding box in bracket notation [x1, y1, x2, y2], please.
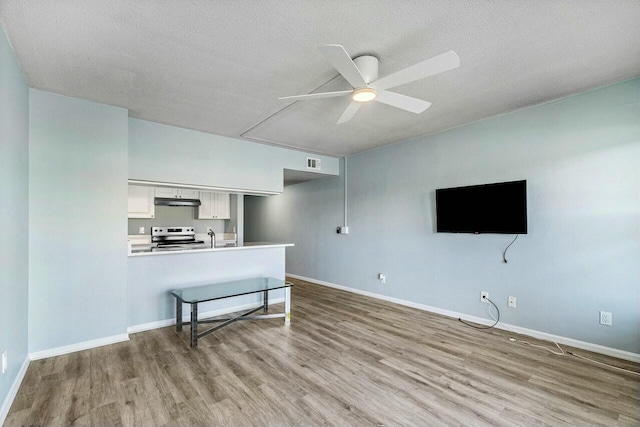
[279, 45, 460, 124]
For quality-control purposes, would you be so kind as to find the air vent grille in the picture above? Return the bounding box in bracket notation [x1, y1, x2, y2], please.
[307, 157, 321, 170]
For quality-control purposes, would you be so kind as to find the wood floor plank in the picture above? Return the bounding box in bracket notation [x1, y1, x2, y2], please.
[90, 402, 122, 427]
[4, 277, 639, 426]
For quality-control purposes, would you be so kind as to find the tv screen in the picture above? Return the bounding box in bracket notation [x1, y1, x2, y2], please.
[436, 180, 527, 234]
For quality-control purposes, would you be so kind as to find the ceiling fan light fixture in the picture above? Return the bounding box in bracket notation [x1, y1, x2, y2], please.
[278, 45, 460, 124]
[352, 88, 377, 103]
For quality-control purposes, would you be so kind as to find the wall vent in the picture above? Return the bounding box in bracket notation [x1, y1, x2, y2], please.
[306, 157, 321, 171]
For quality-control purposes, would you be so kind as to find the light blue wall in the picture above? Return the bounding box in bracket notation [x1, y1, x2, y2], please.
[0, 24, 29, 416]
[245, 79, 640, 353]
[128, 118, 339, 193]
[29, 90, 129, 352]
[22, 93, 334, 355]
[128, 248, 286, 328]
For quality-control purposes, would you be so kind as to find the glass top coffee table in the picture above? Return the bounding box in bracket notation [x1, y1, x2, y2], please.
[170, 277, 292, 347]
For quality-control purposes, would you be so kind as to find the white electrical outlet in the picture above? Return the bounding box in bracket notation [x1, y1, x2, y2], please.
[378, 273, 386, 284]
[480, 291, 489, 303]
[599, 311, 612, 326]
[336, 226, 349, 235]
[508, 296, 517, 308]
[138, 226, 145, 234]
[1, 350, 7, 374]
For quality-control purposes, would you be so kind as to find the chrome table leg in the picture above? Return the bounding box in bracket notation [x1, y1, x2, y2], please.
[176, 300, 183, 332]
[263, 290, 268, 314]
[190, 303, 198, 347]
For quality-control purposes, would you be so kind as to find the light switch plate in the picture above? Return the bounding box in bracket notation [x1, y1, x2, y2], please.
[1, 350, 7, 374]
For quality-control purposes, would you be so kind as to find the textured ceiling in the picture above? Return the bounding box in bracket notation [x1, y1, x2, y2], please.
[1, 1, 639, 156]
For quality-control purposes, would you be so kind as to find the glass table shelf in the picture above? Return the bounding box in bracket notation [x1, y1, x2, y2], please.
[170, 277, 292, 347]
[170, 277, 291, 303]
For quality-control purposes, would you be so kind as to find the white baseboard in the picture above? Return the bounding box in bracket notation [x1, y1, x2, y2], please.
[0, 357, 30, 426]
[287, 273, 640, 363]
[127, 297, 286, 334]
[28, 333, 130, 361]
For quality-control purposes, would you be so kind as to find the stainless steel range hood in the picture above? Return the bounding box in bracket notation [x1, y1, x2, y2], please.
[154, 198, 201, 207]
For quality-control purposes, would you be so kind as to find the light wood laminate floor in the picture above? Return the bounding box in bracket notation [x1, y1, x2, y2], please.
[5, 278, 639, 426]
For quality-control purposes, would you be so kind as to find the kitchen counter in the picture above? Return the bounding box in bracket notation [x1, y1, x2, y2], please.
[127, 242, 289, 331]
[128, 242, 294, 257]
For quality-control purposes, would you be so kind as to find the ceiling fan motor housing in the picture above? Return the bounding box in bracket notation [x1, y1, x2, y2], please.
[353, 55, 379, 85]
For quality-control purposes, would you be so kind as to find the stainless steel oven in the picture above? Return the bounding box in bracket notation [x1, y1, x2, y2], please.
[151, 226, 206, 251]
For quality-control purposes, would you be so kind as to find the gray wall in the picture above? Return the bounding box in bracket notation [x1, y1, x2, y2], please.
[0, 24, 29, 416]
[29, 90, 129, 353]
[245, 78, 640, 353]
[128, 118, 339, 193]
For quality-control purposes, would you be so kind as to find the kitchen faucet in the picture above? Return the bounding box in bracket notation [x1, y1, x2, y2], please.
[207, 229, 216, 248]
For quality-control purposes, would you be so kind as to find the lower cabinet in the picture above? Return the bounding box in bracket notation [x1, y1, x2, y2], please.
[197, 192, 230, 219]
[128, 185, 155, 218]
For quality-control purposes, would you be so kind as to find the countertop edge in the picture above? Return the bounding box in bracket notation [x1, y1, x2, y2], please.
[128, 243, 294, 257]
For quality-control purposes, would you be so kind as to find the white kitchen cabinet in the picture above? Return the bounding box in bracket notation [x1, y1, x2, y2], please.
[197, 192, 213, 218]
[128, 185, 155, 218]
[197, 192, 230, 219]
[155, 188, 200, 199]
[154, 187, 179, 198]
[179, 189, 200, 199]
[214, 193, 231, 219]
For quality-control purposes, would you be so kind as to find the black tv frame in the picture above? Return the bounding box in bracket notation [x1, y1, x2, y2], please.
[435, 180, 527, 234]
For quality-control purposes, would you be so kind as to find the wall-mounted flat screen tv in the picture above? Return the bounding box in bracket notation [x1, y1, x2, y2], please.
[436, 180, 527, 234]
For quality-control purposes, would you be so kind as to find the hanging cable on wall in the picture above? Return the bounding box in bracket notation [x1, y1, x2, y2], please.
[503, 234, 519, 263]
[458, 297, 500, 330]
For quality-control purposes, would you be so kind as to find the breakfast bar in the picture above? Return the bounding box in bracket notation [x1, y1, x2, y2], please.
[127, 243, 293, 334]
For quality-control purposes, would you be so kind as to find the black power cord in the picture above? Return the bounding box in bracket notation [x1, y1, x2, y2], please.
[503, 234, 519, 263]
[458, 296, 500, 330]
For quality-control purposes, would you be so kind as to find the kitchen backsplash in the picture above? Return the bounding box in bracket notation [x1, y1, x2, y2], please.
[128, 205, 233, 236]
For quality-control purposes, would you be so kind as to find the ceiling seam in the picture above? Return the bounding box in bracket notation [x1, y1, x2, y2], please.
[239, 74, 343, 156]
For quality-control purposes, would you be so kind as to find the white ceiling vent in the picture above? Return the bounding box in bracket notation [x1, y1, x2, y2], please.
[306, 157, 321, 171]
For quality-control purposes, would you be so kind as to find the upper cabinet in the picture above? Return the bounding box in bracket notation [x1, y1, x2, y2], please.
[197, 192, 230, 219]
[179, 189, 200, 199]
[154, 188, 200, 199]
[128, 185, 155, 218]
[154, 187, 178, 198]
[128, 185, 229, 220]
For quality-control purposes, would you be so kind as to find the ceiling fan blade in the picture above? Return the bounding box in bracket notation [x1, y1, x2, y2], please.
[375, 91, 431, 114]
[371, 50, 460, 91]
[336, 101, 361, 124]
[278, 90, 352, 101]
[318, 44, 368, 89]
